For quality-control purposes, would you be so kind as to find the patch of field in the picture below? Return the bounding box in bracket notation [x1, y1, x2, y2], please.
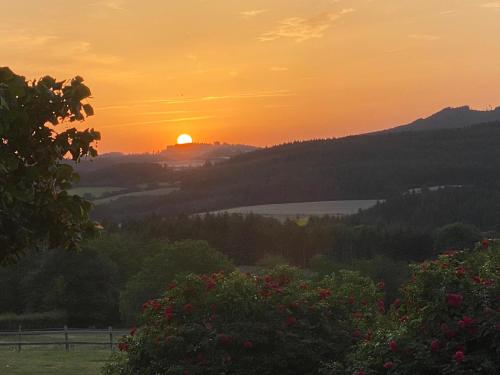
[93, 187, 179, 205]
[0, 329, 128, 375]
[0, 350, 111, 375]
[68, 186, 125, 199]
[136, 182, 172, 189]
[212, 200, 382, 220]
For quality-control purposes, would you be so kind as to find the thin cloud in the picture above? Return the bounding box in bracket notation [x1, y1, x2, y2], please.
[0, 31, 119, 65]
[92, 1, 125, 10]
[201, 90, 293, 101]
[139, 90, 293, 105]
[482, 2, 500, 8]
[100, 116, 213, 129]
[241, 9, 269, 17]
[409, 34, 441, 41]
[270, 67, 289, 72]
[260, 9, 354, 42]
[96, 91, 295, 113]
[0, 31, 58, 47]
[141, 110, 189, 116]
[439, 10, 458, 15]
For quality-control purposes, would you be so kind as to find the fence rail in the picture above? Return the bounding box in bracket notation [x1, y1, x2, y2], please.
[0, 326, 129, 351]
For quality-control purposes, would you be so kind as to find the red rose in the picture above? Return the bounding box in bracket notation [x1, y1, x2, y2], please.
[377, 281, 385, 290]
[446, 293, 463, 308]
[205, 280, 216, 291]
[183, 303, 193, 313]
[472, 276, 482, 284]
[454, 350, 464, 363]
[243, 340, 253, 349]
[392, 298, 401, 308]
[376, 300, 385, 314]
[389, 340, 398, 352]
[430, 339, 440, 352]
[217, 334, 233, 345]
[164, 306, 174, 321]
[285, 316, 297, 327]
[118, 342, 129, 352]
[356, 371, 366, 375]
[446, 330, 457, 338]
[455, 267, 465, 278]
[318, 288, 331, 300]
[167, 282, 177, 290]
[383, 362, 394, 369]
[458, 315, 473, 328]
[482, 239, 489, 249]
[129, 326, 137, 336]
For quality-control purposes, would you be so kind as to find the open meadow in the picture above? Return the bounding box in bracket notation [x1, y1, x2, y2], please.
[67, 187, 126, 199]
[211, 200, 382, 220]
[0, 329, 128, 375]
[0, 350, 111, 375]
[92, 186, 179, 205]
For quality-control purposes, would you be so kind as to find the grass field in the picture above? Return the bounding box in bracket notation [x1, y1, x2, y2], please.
[211, 200, 383, 220]
[0, 349, 111, 375]
[93, 186, 179, 205]
[0, 330, 127, 375]
[68, 186, 126, 199]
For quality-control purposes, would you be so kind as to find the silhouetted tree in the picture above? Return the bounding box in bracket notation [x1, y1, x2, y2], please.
[0, 67, 100, 263]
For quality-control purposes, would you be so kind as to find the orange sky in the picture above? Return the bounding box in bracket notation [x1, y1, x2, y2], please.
[2, 0, 500, 153]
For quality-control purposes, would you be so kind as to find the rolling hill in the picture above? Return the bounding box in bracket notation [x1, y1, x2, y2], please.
[91, 122, 500, 221]
[386, 106, 500, 133]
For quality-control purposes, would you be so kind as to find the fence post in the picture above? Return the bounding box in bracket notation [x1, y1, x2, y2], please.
[108, 326, 113, 351]
[17, 325, 22, 352]
[64, 325, 69, 351]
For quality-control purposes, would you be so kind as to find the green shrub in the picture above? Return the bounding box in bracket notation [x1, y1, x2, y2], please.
[21, 249, 120, 326]
[434, 223, 482, 252]
[0, 310, 67, 330]
[346, 241, 500, 375]
[105, 266, 383, 375]
[119, 240, 235, 324]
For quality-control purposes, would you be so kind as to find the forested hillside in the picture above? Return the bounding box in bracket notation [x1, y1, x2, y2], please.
[92, 122, 500, 220]
[386, 105, 500, 132]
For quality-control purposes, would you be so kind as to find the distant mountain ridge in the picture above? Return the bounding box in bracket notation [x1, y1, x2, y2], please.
[386, 106, 500, 133]
[75, 142, 258, 174]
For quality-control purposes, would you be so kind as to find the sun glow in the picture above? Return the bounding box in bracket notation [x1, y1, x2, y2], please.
[177, 133, 193, 145]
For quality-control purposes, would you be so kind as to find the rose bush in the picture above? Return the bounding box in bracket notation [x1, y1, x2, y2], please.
[104, 266, 383, 375]
[347, 241, 499, 375]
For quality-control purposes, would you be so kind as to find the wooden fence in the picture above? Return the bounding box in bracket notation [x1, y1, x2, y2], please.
[0, 326, 128, 351]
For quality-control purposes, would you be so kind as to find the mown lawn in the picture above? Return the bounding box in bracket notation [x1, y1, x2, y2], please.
[0, 350, 111, 375]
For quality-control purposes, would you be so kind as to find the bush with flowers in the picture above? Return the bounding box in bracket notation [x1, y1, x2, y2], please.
[103, 266, 384, 375]
[346, 241, 500, 375]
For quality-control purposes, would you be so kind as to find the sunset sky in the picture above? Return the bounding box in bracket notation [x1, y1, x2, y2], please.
[2, 0, 500, 153]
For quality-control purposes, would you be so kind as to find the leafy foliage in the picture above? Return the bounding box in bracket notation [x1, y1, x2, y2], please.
[119, 240, 235, 324]
[347, 242, 500, 374]
[0, 249, 120, 326]
[104, 267, 383, 375]
[0, 310, 67, 330]
[0, 67, 100, 263]
[434, 223, 482, 251]
[118, 214, 434, 267]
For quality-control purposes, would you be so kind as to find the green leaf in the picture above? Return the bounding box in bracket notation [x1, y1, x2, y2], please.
[83, 103, 94, 116]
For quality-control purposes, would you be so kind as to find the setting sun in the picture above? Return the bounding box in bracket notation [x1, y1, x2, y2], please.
[177, 134, 193, 145]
